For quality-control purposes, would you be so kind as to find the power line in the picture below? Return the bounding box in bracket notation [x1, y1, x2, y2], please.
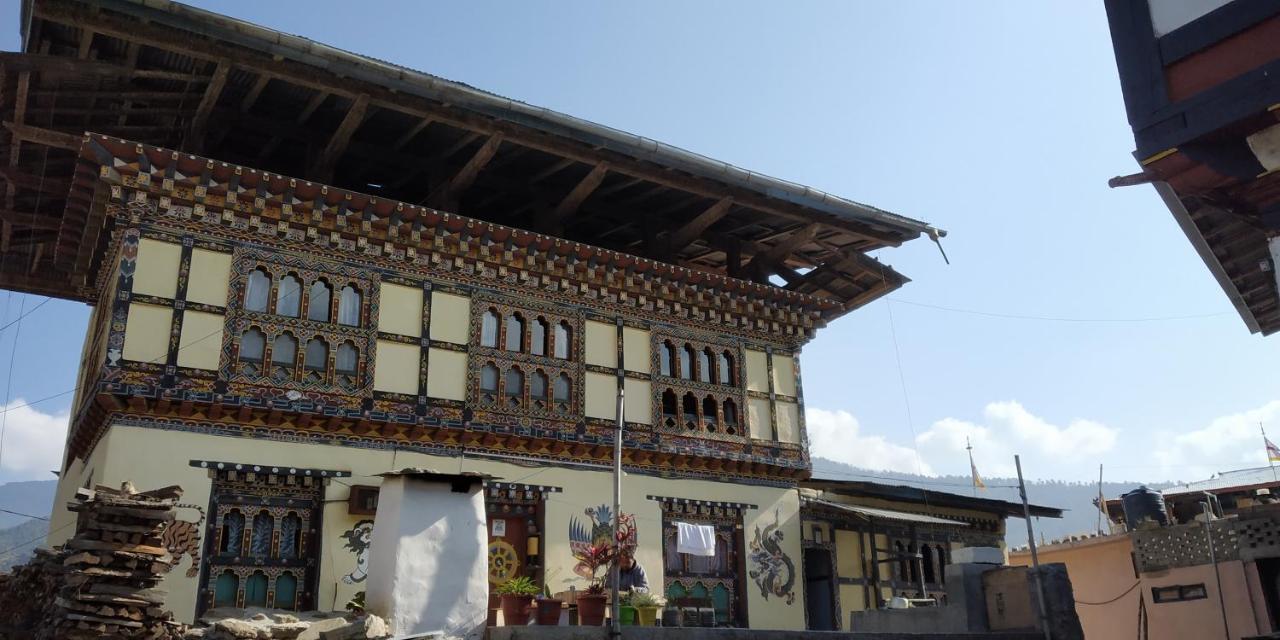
[0, 297, 49, 336]
[886, 298, 1230, 323]
[0, 507, 48, 522]
[0, 522, 72, 560]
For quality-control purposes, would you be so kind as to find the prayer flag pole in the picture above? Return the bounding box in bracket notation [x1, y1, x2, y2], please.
[1264, 423, 1278, 484]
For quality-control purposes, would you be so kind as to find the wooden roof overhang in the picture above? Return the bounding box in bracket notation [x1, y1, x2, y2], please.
[801, 478, 1064, 519]
[1, 0, 939, 321]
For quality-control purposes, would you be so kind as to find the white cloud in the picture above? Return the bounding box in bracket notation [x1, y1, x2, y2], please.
[0, 400, 69, 481]
[915, 401, 1119, 480]
[1149, 400, 1280, 481]
[805, 407, 933, 475]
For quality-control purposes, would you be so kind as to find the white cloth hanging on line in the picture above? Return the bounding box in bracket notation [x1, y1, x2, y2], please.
[676, 521, 716, 557]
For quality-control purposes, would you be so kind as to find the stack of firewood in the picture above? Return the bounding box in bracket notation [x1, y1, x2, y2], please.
[0, 483, 187, 639]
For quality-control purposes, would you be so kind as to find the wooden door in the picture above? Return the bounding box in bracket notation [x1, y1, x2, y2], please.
[487, 514, 529, 589]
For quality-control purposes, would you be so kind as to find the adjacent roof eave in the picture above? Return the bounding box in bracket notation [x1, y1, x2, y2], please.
[803, 498, 970, 527]
[802, 478, 1064, 519]
[55, 0, 942, 241]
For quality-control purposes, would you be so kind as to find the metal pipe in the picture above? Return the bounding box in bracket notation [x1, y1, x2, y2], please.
[609, 383, 624, 637]
[1015, 455, 1052, 640]
[1201, 501, 1231, 640]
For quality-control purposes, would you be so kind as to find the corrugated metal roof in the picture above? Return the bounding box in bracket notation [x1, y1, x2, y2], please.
[805, 499, 969, 527]
[1163, 467, 1280, 497]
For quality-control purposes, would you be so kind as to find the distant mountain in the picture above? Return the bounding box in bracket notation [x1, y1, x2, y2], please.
[0, 518, 48, 571]
[0, 479, 56, 529]
[810, 458, 1173, 547]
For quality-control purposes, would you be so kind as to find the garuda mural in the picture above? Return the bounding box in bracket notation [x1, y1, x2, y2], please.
[568, 505, 637, 579]
[748, 509, 795, 605]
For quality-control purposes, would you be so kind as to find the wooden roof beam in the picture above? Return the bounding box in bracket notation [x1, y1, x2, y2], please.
[240, 73, 271, 112]
[311, 93, 370, 182]
[0, 167, 70, 195]
[537, 162, 608, 232]
[184, 60, 228, 152]
[0, 210, 60, 231]
[3, 122, 81, 151]
[392, 116, 434, 151]
[746, 223, 820, 274]
[259, 89, 327, 158]
[424, 133, 503, 210]
[669, 197, 733, 253]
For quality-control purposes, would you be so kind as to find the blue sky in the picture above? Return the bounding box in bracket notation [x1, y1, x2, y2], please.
[2, 1, 1278, 484]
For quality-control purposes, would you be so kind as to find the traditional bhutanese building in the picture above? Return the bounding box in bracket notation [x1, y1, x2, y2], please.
[798, 478, 1062, 631]
[2, 0, 944, 628]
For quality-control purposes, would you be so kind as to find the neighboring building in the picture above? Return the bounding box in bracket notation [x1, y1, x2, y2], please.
[0, 0, 944, 629]
[1014, 468, 1280, 640]
[798, 478, 1062, 631]
[1103, 1, 1280, 335]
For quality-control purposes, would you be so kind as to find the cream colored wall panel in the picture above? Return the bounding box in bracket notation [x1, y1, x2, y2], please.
[133, 238, 181, 298]
[776, 400, 800, 444]
[835, 529, 862, 578]
[840, 584, 866, 613]
[584, 371, 616, 419]
[374, 340, 420, 395]
[177, 311, 224, 370]
[426, 348, 467, 401]
[185, 249, 232, 306]
[584, 320, 616, 368]
[623, 378, 651, 424]
[122, 303, 172, 363]
[772, 354, 797, 397]
[622, 327, 650, 373]
[747, 397, 772, 440]
[429, 291, 470, 344]
[379, 283, 424, 338]
[745, 349, 769, 392]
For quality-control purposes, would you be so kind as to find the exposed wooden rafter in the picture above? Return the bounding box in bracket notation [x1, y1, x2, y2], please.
[311, 93, 370, 182]
[537, 162, 608, 231]
[746, 222, 821, 275]
[669, 197, 733, 254]
[184, 60, 228, 151]
[424, 133, 503, 210]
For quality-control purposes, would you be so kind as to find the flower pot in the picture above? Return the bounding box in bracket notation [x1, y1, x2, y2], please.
[619, 606, 637, 626]
[500, 594, 534, 626]
[577, 594, 608, 626]
[637, 606, 661, 626]
[535, 598, 563, 626]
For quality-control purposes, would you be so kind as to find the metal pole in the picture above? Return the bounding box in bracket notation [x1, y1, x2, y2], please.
[1015, 455, 1052, 640]
[1096, 464, 1105, 535]
[610, 383, 624, 636]
[1201, 501, 1231, 640]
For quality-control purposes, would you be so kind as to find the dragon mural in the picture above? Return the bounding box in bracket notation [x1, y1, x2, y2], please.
[748, 509, 795, 605]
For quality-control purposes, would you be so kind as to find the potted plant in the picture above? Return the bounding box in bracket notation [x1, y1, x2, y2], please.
[575, 543, 614, 626]
[630, 591, 664, 626]
[618, 590, 637, 626]
[496, 576, 540, 626]
[535, 583, 563, 626]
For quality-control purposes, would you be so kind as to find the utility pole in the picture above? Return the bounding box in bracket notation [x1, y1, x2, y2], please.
[1015, 455, 1051, 640]
[1096, 464, 1106, 535]
[1201, 500, 1231, 640]
[610, 381, 624, 637]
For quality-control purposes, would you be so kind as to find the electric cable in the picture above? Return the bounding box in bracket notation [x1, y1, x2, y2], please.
[1075, 580, 1139, 606]
[0, 522, 73, 560]
[0, 507, 48, 522]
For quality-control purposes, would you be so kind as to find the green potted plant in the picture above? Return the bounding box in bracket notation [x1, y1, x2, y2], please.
[535, 583, 563, 626]
[575, 544, 613, 626]
[630, 591, 664, 626]
[618, 590, 638, 626]
[496, 576, 540, 626]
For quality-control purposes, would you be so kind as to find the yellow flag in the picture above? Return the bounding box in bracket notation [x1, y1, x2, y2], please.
[971, 460, 986, 490]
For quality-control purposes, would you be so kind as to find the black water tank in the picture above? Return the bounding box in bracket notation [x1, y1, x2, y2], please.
[1121, 486, 1169, 529]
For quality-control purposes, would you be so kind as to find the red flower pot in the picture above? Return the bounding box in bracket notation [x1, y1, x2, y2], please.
[577, 594, 608, 626]
[500, 594, 534, 626]
[535, 598, 563, 625]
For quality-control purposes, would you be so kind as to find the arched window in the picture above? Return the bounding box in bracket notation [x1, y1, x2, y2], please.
[304, 338, 328, 372]
[214, 571, 239, 608]
[530, 370, 549, 408]
[271, 333, 297, 383]
[660, 341, 675, 377]
[699, 349, 713, 383]
[275, 572, 299, 610]
[277, 274, 301, 317]
[220, 509, 245, 554]
[682, 392, 698, 429]
[308, 280, 332, 322]
[680, 345, 695, 380]
[505, 313, 524, 352]
[279, 512, 302, 560]
[244, 571, 268, 608]
[481, 309, 499, 348]
[719, 351, 735, 386]
[530, 318, 549, 356]
[338, 285, 361, 327]
[480, 363, 500, 405]
[250, 510, 274, 557]
[554, 322, 572, 359]
[723, 399, 739, 433]
[336, 342, 358, 375]
[245, 268, 271, 312]
[505, 367, 524, 407]
[553, 373, 571, 407]
[661, 389, 680, 428]
[702, 396, 718, 431]
[239, 329, 266, 364]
